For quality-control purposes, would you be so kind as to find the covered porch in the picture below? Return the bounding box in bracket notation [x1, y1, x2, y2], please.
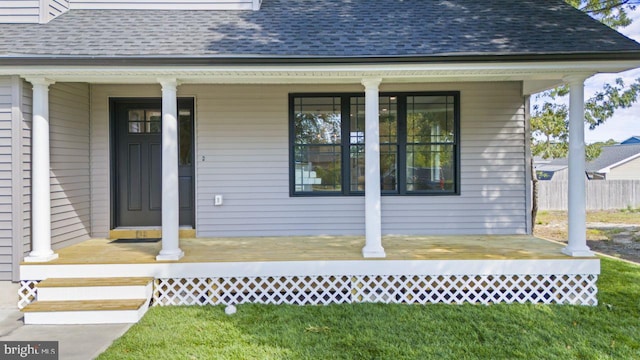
[18, 66, 610, 266]
[9, 62, 621, 321]
[19, 235, 600, 311]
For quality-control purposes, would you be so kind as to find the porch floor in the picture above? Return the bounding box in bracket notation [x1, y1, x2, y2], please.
[30, 235, 575, 265]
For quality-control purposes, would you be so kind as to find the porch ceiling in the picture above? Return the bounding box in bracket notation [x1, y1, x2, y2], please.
[4, 59, 640, 94]
[25, 235, 577, 265]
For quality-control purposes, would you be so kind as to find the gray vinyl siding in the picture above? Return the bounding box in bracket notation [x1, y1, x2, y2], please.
[190, 82, 526, 237]
[382, 82, 527, 234]
[11, 77, 25, 281]
[21, 82, 90, 252]
[190, 84, 364, 236]
[0, 1, 40, 23]
[90, 82, 527, 237]
[0, 76, 13, 280]
[22, 80, 32, 254]
[49, 82, 91, 249]
[71, 0, 257, 10]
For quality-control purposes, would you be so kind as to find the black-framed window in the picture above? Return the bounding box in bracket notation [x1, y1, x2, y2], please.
[289, 92, 459, 196]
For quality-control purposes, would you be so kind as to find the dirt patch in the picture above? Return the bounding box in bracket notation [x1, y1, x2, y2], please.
[534, 211, 640, 263]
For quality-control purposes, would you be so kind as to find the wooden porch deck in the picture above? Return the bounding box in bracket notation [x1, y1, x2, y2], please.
[19, 235, 601, 309]
[33, 235, 573, 265]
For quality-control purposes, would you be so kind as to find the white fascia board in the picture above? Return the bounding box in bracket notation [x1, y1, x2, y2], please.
[2, 59, 639, 84]
[522, 79, 566, 95]
[20, 258, 600, 280]
[598, 152, 640, 173]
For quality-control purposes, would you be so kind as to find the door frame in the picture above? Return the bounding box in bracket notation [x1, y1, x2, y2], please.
[109, 97, 195, 229]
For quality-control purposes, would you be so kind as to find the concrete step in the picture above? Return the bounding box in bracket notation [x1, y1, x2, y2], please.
[22, 299, 149, 325]
[37, 277, 154, 301]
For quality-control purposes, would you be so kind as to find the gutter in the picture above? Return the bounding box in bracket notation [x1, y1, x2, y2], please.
[2, 52, 640, 67]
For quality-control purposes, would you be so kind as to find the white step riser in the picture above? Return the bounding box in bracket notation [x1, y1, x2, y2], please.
[24, 303, 149, 325]
[37, 283, 152, 301]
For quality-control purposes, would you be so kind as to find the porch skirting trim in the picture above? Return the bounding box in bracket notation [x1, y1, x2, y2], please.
[18, 273, 598, 309]
[151, 274, 598, 307]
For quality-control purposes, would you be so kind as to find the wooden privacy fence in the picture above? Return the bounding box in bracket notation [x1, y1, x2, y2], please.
[537, 180, 640, 210]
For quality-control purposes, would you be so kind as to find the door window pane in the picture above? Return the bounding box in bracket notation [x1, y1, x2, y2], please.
[128, 110, 145, 133]
[146, 110, 161, 133]
[179, 109, 192, 166]
[128, 109, 162, 134]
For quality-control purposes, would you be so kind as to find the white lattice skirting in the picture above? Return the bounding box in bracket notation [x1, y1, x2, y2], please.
[18, 280, 39, 309]
[153, 274, 598, 307]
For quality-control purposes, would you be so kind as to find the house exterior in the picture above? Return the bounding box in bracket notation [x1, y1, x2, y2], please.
[621, 136, 640, 145]
[534, 157, 569, 182]
[586, 143, 640, 180]
[1, 0, 640, 323]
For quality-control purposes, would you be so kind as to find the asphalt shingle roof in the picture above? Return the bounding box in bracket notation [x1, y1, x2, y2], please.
[621, 136, 640, 144]
[534, 157, 569, 172]
[1, 0, 639, 60]
[586, 144, 640, 172]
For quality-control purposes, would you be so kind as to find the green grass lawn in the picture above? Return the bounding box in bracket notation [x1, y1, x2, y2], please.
[99, 258, 640, 359]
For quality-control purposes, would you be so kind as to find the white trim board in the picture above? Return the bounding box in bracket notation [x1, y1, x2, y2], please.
[20, 258, 601, 280]
[0, 60, 638, 92]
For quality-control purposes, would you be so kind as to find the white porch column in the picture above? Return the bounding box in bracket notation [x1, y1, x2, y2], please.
[563, 75, 594, 257]
[24, 78, 58, 262]
[157, 78, 184, 261]
[361, 78, 386, 258]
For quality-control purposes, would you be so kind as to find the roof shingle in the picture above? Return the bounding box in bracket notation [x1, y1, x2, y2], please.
[587, 144, 640, 172]
[0, 0, 639, 60]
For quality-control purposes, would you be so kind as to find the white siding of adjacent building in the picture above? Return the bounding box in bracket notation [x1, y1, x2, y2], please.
[607, 156, 640, 180]
[70, 0, 258, 10]
[91, 82, 527, 237]
[0, 0, 69, 24]
[48, 82, 91, 249]
[1, 0, 261, 24]
[0, 1, 40, 23]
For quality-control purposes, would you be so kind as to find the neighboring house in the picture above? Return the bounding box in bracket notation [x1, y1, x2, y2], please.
[534, 157, 569, 182]
[1, 0, 640, 323]
[586, 143, 640, 180]
[620, 136, 640, 145]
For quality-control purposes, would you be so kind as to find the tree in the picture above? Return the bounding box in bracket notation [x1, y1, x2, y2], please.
[566, 0, 637, 28]
[531, 1, 640, 161]
[532, 78, 640, 160]
[530, 0, 640, 229]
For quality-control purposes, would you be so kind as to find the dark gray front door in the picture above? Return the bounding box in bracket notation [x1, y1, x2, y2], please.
[113, 98, 194, 227]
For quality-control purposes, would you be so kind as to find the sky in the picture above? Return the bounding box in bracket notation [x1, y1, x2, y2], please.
[574, 8, 640, 144]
